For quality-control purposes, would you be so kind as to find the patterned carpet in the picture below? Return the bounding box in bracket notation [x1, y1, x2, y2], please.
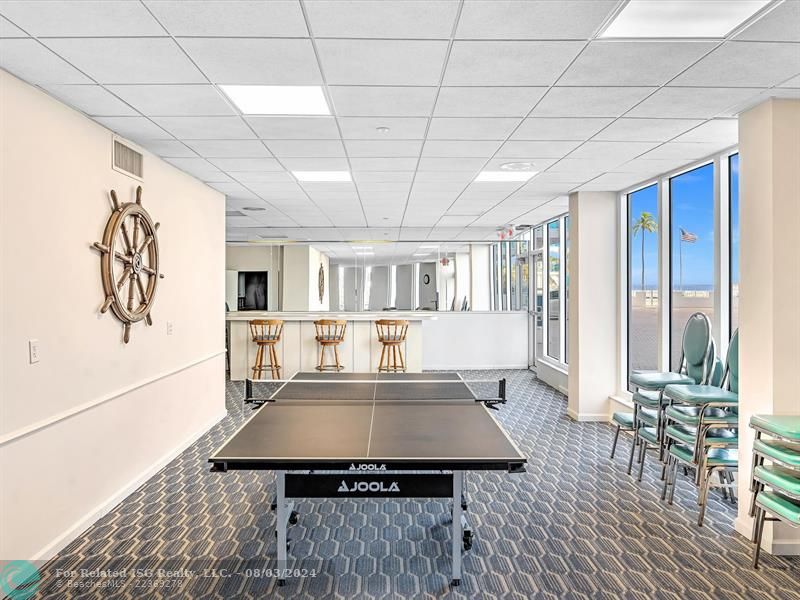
[29, 370, 800, 599]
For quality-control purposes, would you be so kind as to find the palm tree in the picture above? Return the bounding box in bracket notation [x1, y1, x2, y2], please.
[632, 212, 657, 294]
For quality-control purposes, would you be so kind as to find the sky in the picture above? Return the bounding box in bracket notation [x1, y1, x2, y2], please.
[629, 158, 739, 290]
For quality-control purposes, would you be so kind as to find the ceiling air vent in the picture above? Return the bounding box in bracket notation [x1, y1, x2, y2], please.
[113, 138, 143, 179]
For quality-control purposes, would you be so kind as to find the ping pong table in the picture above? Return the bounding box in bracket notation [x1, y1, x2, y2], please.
[209, 372, 526, 587]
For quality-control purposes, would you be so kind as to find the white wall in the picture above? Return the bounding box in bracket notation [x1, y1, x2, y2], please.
[0, 71, 226, 559]
[368, 265, 389, 311]
[395, 264, 415, 310]
[281, 245, 330, 311]
[225, 245, 281, 310]
[418, 262, 437, 310]
[470, 245, 491, 311]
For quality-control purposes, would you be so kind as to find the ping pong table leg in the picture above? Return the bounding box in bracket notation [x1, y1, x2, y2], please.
[276, 470, 287, 586]
[451, 471, 463, 586]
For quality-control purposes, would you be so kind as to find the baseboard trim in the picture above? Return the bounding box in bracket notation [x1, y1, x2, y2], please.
[735, 515, 800, 556]
[566, 408, 608, 422]
[32, 408, 227, 561]
[1, 350, 225, 446]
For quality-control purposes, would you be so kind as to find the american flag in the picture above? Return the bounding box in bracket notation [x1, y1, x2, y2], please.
[680, 227, 698, 243]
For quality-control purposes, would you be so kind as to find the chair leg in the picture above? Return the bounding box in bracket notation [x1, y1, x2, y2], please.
[752, 507, 766, 568]
[392, 345, 397, 371]
[668, 459, 679, 505]
[718, 470, 729, 501]
[274, 345, 281, 379]
[661, 456, 672, 501]
[334, 344, 342, 371]
[610, 425, 621, 459]
[398, 343, 405, 372]
[698, 468, 712, 527]
[378, 343, 386, 372]
[626, 433, 638, 475]
[637, 441, 648, 482]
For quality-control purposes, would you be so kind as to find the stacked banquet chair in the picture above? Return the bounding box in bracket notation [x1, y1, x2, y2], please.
[616, 313, 718, 478]
[748, 414, 800, 567]
[660, 330, 739, 526]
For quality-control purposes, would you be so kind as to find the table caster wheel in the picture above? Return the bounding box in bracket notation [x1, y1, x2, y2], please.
[462, 531, 473, 551]
[289, 511, 299, 525]
[451, 579, 460, 587]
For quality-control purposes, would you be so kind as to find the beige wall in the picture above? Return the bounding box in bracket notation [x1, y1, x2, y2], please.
[737, 98, 800, 554]
[280, 245, 330, 311]
[308, 245, 330, 311]
[0, 71, 226, 559]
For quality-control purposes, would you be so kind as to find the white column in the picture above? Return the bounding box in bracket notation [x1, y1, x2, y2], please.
[567, 191, 618, 421]
[736, 98, 800, 555]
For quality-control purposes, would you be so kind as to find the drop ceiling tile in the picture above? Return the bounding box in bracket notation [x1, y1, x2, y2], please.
[225, 215, 261, 227]
[427, 117, 519, 140]
[638, 142, 730, 161]
[533, 87, 656, 117]
[106, 84, 234, 116]
[304, 0, 459, 38]
[735, 1, 800, 42]
[437, 215, 479, 227]
[210, 182, 260, 199]
[418, 156, 489, 170]
[546, 158, 617, 178]
[614, 158, 694, 174]
[164, 157, 223, 179]
[511, 117, 613, 141]
[141, 139, 197, 158]
[560, 41, 716, 86]
[349, 157, 419, 171]
[209, 157, 283, 172]
[152, 116, 254, 139]
[671, 42, 800, 88]
[444, 41, 584, 86]
[484, 157, 558, 171]
[0, 39, 91, 84]
[266, 139, 346, 158]
[413, 171, 476, 183]
[779, 74, 800, 88]
[316, 39, 449, 86]
[496, 140, 582, 158]
[42, 84, 137, 116]
[279, 157, 351, 171]
[672, 119, 738, 144]
[357, 182, 411, 195]
[94, 116, 172, 141]
[247, 182, 307, 194]
[246, 116, 340, 139]
[179, 38, 321, 84]
[144, 0, 308, 36]
[456, 0, 617, 39]
[43, 38, 205, 84]
[434, 86, 547, 117]
[0, 0, 163, 36]
[579, 172, 654, 191]
[345, 140, 423, 158]
[593, 118, 705, 142]
[328, 86, 437, 117]
[0, 15, 26, 36]
[184, 140, 270, 158]
[422, 140, 502, 157]
[353, 171, 415, 183]
[567, 141, 658, 162]
[627, 87, 760, 119]
[232, 172, 296, 183]
[338, 117, 428, 140]
[527, 171, 590, 184]
[725, 87, 800, 114]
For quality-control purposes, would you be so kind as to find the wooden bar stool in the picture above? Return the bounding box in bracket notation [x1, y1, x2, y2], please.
[249, 319, 283, 380]
[314, 319, 347, 372]
[375, 319, 408, 372]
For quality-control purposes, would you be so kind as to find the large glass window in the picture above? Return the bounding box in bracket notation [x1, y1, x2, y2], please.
[547, 220, 561, 360]
[628, 184, 659, 385]
[500, 243, 508, 310]
[564, 216, 570, 364]
[729, 153, 740, 333]
[669, 163, 715, 369]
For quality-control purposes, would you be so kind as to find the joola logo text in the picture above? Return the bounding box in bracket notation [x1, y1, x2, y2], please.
[337, 480, 400, 493]
[349, 463, 387, 471]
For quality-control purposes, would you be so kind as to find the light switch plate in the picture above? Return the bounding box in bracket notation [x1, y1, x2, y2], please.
[166, 321, 174, 336]
[29, 339, 40, 364]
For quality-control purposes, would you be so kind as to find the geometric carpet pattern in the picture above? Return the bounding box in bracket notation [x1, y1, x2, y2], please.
[31, 370, 800, 599]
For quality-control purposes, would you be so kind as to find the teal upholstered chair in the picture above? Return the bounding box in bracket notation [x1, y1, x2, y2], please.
[626, 313, 716, 476]
[659, 330, 739, 525]
[748, 414, 800, 567]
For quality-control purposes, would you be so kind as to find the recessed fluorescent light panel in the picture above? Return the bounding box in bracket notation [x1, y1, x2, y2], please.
[220, 85, 330, 115]
[292, 171, 352, 182]
[474, 171, 538, 182]
[600, 0, 770, 38]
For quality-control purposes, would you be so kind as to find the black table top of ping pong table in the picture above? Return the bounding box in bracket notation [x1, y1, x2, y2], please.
[209, 372, 526, 472]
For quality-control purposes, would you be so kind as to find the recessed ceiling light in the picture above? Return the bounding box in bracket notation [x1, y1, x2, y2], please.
[475, 170, 538, 182]
[600, 0, 770, 38]
[219, 85, 330, 115]
[242, 206, 266, 211]
[376, 126, 391, 133]
[499, 161, 536, 171]
[292, 171, 352, 182]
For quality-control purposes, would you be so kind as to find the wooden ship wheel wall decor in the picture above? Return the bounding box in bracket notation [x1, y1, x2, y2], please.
[92, 186, 164, 343]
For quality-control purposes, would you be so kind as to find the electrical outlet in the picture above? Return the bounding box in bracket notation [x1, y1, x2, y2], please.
[166, 321, 174, 336]
[29, 339, 40, 364]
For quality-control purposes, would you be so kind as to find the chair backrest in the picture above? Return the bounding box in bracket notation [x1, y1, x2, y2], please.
[375, 319, 408, 342]
[314, 319, 346, 341]
[680, 312, 714, 384]
[726, 329, 739, 393]
[249, 319, 283, 341]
